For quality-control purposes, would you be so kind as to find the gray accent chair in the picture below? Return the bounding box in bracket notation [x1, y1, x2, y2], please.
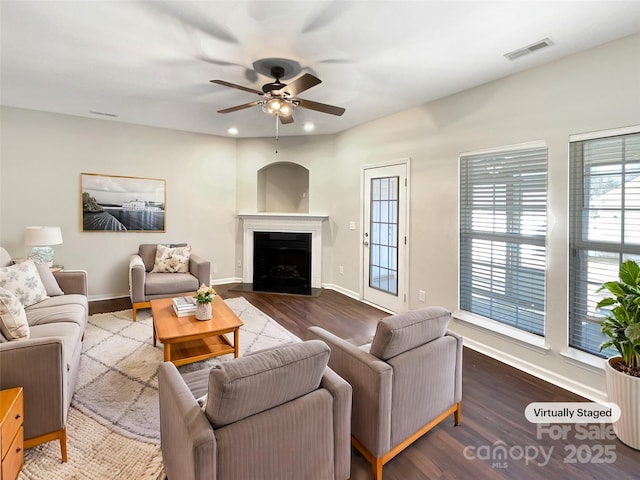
[158, 340, 352, 480]
[307, 307, 462, 480]
[128, 243, 210, 320]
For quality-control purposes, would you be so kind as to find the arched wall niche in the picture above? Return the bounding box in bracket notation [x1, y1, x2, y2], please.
[257, 161, 309, 213]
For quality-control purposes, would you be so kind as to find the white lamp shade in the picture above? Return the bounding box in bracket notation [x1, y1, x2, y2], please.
[24, 226, 63, 246]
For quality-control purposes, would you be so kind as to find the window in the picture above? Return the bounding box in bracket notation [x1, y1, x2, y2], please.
[459, 144, 548, 336]
[369, 176, 399, 295]
[569, 131, 640, 357]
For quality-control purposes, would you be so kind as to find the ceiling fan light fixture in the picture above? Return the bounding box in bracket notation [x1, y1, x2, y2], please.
[262, 97, 293, 116]
[267, 98, 282, 111]
[279, 102, 292, 115]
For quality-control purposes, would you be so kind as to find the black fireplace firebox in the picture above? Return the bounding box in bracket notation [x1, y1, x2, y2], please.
[253, 232, 312, 295]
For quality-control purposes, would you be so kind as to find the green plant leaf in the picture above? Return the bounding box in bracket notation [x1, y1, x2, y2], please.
[626, 323, 640, 343]
[620, 260, 640, 287]
[596, 297, 616, 309]
[602, 281, 626, 298]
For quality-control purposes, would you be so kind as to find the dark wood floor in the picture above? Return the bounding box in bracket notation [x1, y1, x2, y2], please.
[92, 285, 640, 479]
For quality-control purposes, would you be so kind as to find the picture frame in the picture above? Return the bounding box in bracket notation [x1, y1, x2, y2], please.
[81, 173, 166, 232]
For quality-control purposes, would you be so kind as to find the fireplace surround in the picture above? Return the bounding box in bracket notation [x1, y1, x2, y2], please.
[238, 214, 327, 292]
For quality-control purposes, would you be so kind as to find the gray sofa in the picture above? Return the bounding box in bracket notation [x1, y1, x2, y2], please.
[129, 243, 210, 320]
[0, 246, 88, 462]
[307, 307, 463, 480]
[158, 340, 352, 480]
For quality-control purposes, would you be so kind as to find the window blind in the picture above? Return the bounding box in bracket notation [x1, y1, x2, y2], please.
[459, 146, 548, 336]
[569, 132, 640, 356]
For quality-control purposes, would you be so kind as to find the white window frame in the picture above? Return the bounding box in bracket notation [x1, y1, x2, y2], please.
[457, 141, 548, 342]
[568, 126, 640, 359]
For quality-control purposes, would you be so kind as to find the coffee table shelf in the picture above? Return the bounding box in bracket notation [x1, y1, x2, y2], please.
[165, 335, 235, 366]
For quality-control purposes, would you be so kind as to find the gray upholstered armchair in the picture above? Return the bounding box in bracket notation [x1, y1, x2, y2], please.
[158, 340, 352, 480]
[307, 307, 462, 480]
[129, 243, 210, 320]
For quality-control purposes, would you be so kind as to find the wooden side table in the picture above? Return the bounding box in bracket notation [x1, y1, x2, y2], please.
[1, 387, 24, 480]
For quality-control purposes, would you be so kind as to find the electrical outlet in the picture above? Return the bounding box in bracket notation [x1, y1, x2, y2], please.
[236, 259, 241, 268]
[339, 265, 344, 275]
[349, 221, 356, 230]
[419, 290, 426, 302]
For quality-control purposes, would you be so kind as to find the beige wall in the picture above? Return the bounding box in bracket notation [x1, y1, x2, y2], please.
[1, 34, 639, 399]
[0, 108, 238, 299]
[332, 33, 640, 400]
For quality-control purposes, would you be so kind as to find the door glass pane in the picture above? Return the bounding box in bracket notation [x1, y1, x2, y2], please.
[370, 176, 399, 295]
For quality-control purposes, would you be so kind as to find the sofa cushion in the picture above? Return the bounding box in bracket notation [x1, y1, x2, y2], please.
[28, 322, 82, 372]
[25, 298, 88, 331]
[35, 263, 64, 296]
[0, 259, 49, 307]
[369, 306, 451, 360]
[0, 287, 30, 340]
[139, 243, 188, 272]
[151, 244, 192, 273]
[144, 272, 199, 296]
[204, 340, 330, 428]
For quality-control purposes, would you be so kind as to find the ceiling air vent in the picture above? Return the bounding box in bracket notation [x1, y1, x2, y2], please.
[504, 38, 553, 60]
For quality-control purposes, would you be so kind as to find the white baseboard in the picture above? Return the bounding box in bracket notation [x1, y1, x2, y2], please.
[462, 337, 607, 403]
[211, 277, 242, 286]
[322, 283, 360, 300]
[88, 292, 129, 302]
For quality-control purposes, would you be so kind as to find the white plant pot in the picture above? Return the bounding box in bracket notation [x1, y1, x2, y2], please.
[605, 356, 640, 450]
[195, 302, 212, 321]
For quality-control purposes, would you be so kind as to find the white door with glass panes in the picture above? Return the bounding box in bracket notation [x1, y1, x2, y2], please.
[363, 162, 408, 313]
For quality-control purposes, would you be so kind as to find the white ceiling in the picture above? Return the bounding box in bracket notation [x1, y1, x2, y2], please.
[2, 1, 640, 138]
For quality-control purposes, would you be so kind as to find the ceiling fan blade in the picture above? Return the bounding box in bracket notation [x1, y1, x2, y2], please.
[210, 80, 263, 96]
[279, 114, 294, 124]
[294, 98, 345, 116]
[218, 101, 262, 114]
[278, 73, 321, 97]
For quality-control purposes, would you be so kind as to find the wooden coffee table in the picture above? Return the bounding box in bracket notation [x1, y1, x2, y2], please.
[151, 295, 243, 366]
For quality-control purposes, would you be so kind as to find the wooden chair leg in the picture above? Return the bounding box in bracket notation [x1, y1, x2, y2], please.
[372, 457, 383, 480]
[454, 402, 461, 426]
[132, 301, 150, 322]
[60, 428, 67, 463]
[25, 427, 67, 463]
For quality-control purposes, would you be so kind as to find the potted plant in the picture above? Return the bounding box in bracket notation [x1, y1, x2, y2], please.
[597, 259, 640, 450]
[194, 284, 216, 321]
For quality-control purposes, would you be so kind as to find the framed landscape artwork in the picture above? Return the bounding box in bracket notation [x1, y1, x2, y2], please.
[81, 173, 166, 232]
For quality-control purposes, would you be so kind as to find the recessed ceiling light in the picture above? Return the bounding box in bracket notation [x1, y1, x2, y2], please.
[303, 122, 315, 132]
[227, 127, 239, 135]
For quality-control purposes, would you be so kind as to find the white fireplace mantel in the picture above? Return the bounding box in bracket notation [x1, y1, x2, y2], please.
[238, 213, 328, 288]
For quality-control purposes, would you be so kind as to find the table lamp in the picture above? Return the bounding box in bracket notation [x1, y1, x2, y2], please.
[24, 226, 63, 267]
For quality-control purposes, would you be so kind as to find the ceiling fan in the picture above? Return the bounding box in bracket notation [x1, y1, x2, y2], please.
[210, 65, 345, 124]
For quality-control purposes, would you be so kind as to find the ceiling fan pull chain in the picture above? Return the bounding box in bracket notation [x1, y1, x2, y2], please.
[275, 114, 279, 154]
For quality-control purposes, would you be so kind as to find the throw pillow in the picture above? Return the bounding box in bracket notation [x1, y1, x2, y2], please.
[0, 259, 49, 307]
[151, 244, 191, 273]
[0, 287, 30, 340]
[35, 263, 64, 296]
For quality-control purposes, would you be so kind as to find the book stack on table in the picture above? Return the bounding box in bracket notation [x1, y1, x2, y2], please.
[172, 296, 196, 317]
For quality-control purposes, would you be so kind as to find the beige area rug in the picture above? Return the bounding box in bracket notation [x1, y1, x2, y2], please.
[19, 297, 299, 479]
[19, 407, 163, 480]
